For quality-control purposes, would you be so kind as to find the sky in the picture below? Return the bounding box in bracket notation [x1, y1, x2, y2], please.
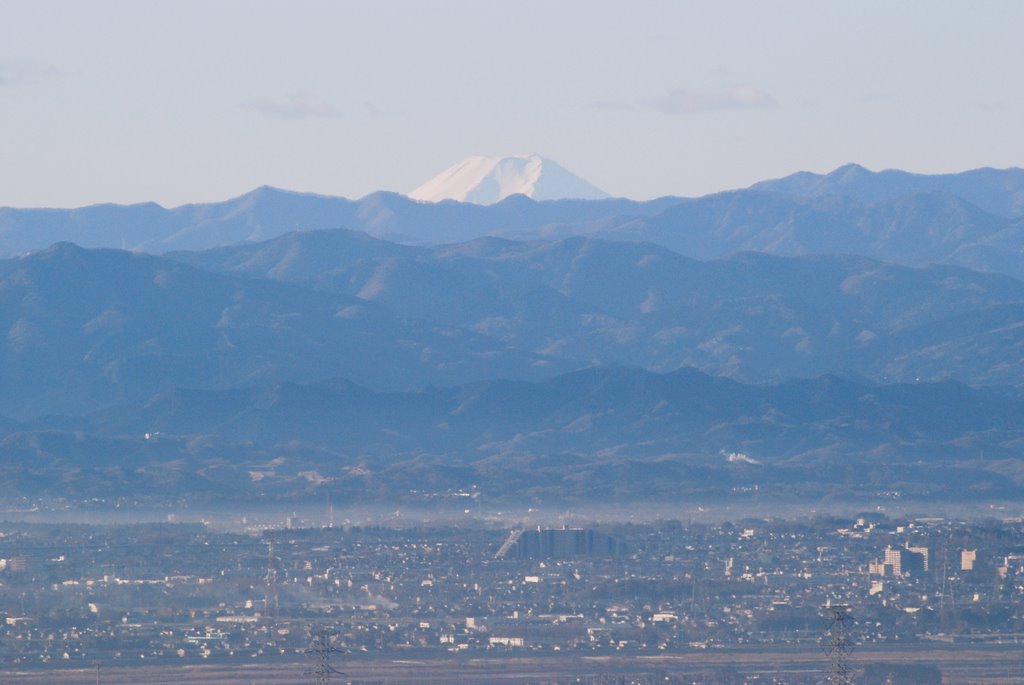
[2, 0, 1023, 207]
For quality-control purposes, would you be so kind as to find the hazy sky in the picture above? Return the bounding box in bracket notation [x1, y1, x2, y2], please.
[2, 1, 1023, 207]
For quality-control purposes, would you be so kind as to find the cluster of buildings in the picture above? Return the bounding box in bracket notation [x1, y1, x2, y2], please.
[0, 512, 1022, 672]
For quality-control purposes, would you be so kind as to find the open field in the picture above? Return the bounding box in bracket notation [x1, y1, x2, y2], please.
[4, 645, 1024, 684]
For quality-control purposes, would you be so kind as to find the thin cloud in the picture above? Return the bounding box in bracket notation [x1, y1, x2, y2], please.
[242, 93, 341, 120]
[654, 86, 776, 115]
[590, 99, 635, 112]
[862, 91, 897, 104]
[973, 98, 1009, 113]
[0, 61, 58, 87]
[362, 101, 394, 119]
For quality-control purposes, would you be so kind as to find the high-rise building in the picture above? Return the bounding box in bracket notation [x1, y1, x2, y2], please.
[883, 546, 903, 575]
[881, 545, 927, 576]
[907, 545, 929, 571]
[513, 528, 626, 559]
[6, 556, 28, 573]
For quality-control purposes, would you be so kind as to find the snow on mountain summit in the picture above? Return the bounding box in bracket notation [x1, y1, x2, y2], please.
[409, 154, 609, 204]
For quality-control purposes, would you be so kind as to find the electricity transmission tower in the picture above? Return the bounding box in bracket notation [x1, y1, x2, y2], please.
[264, 533, 279, 619]
[821, 604, 855, 685]
[305, 626, 343, 685]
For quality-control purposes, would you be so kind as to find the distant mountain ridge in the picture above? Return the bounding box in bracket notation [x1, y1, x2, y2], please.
[44, 366, 1024, 462]
[6, 367, 1023, 501]
[4, 233, 1024, 423]
[169, 228, 1024, 387]
[65, 366, 1024, 463]
[591, 190, 1024, 276]
[0, 242, 571, 417]
[0, 159, 1022, 503]
[2, 163, 1024, 281]
[0, 187, 678, 255]
[751, 163, 1024, 217]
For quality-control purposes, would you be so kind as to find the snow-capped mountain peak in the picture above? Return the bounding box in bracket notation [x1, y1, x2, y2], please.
[409, 154, 609, 204]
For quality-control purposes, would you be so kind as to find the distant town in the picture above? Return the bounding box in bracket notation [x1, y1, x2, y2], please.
[2, 504, 1023, 683]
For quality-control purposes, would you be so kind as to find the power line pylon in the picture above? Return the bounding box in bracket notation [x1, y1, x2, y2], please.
[264, 532, 279, 620]
[821, 603, 855, 685]
[306, 626, 343, 685]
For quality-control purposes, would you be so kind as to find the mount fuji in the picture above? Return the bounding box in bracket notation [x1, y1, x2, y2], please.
[408, 154, 610, 204]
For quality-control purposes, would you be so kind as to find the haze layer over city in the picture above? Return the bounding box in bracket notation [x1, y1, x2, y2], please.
[2, 2, 1024, 683]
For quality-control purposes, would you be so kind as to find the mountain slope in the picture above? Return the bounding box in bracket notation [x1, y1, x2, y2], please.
[73, 367, 1024, 459]
[168, 230, 1024, 387]
[0, 188, 675, 254]
[593, 190, 1024, 279]
[0, 243, 574, 417]
[14, 367, 1022, 502]
[3, 164, 1024, 281]
[409, 154, 610, 204]
[751, 163, 1024, 217]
